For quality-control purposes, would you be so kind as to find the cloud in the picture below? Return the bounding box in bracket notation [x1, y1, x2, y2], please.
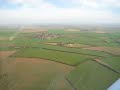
[7, 0, 55, 8]
[68, 0, 120, 9]
[0, 0, 120, 25]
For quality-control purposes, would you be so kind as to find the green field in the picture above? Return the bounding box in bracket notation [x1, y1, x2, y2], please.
[101, 56, 120, 72]
[66, 60, 120, 90]
[14, 48, 92, 65]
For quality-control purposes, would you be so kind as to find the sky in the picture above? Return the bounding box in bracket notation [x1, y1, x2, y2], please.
[0, 0, 120, 25]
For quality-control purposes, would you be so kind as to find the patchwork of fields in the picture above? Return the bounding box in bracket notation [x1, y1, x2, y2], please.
[0, 27, 120, 90]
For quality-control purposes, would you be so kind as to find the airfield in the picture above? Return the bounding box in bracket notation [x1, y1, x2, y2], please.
[0, 26, 120, 90]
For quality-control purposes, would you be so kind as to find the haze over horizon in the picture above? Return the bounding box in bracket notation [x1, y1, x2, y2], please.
[0, 0, 120, 25]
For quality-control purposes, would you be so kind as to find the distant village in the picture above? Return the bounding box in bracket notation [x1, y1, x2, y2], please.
[34, 32, 61, 40]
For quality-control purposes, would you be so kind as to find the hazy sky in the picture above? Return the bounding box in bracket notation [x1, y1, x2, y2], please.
[0, 0, 120, 25]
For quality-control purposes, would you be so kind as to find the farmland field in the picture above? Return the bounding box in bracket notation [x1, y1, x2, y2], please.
[66, 60, 119, 90]
[0, 26, 120, 90]
[1, 57, 74, 90]
[14, 48, 94, 65]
